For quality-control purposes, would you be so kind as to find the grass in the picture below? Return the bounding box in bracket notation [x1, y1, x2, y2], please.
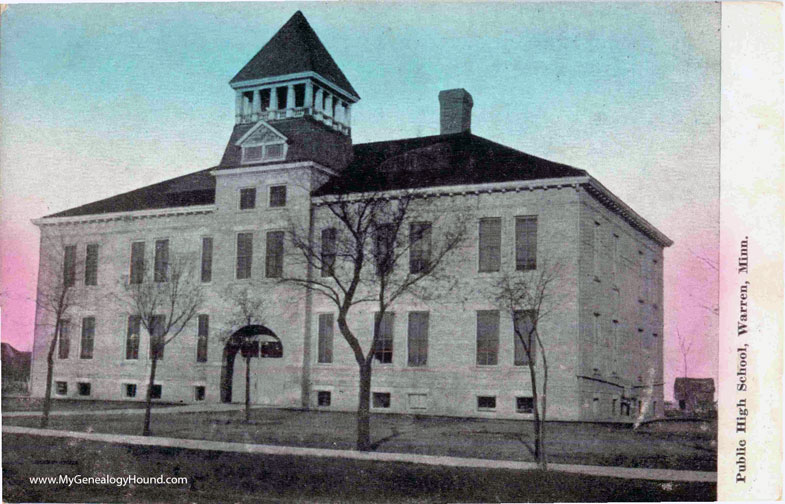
[2, 433, 716, 503]
[3, 405, 717, 471]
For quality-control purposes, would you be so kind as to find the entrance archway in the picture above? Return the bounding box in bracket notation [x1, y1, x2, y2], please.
[219, 325, 283, 403]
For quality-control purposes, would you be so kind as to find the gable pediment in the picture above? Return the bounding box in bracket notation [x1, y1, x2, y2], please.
[235, 121, 288, 147]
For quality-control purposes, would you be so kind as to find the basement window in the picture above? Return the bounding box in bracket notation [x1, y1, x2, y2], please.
[317, 391, 331, 407]
[516, 396, 534, 414]
[77, 382, 91, 397]
[477, 396, 496, 411]
[55, 381, 67, 396]
[372, 392, 391, 409]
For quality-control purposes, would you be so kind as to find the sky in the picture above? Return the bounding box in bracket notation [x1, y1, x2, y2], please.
[0, 2, 720, 400]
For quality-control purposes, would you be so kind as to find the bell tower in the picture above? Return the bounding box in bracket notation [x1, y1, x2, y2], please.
[228, 11, 359, 143]
[219, 11, 359, 171]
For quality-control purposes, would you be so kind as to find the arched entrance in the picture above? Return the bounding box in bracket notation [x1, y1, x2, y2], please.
[220, 325, 283, 403]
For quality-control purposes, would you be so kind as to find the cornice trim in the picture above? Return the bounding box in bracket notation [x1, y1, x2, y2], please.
[33, 205, 216, 227]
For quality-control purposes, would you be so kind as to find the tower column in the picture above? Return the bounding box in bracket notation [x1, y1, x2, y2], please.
[335, 101, 344, 125]
[315, 88, 323, 113]
[235, 92, 243, 124]
[252, 89, 261, 121]
[304, 80, 313, 109]
[286, 85, 296, 117]
[344, 104, 352, 128]
[324, 93, 333, 118]
[242, 93, 252, 122]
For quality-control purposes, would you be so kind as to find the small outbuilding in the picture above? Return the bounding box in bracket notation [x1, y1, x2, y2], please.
[674, 378, 716, 415]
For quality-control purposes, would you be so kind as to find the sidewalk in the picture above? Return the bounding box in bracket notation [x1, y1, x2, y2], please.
[2, 402, 249, 418]
[3, 424, 716, 483]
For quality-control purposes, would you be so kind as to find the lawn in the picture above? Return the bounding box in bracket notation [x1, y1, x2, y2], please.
[2, 433, 716, 503]
[2, 397, 179, 413]
[2, 406, 716, 471]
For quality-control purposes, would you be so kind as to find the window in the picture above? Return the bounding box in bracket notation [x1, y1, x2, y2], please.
[317, 314, 334, 364]
[150, 384, 162, 399]
[195, 386, 206, 401]
[372, 392, 391, 408]
[242, 144, 285, 164]
[236, 233, 253, 279]
[154, 239, 169, 282]
[513, 310, 536, 366]
[77, 382, 91, 396]
[149, 315, 165, 360]
[85, 244, 99, 286]
[592, 397, 600, 415]
[407, 312, 429, 367]
[243, 146, 263, 163]
[130, 242, 145, 284]
[125, 384, 137, 398]
[240, 188, 256, 210]
[515, 216, 537, 270]
[409, 222, 432, 274]
[126, 315, 140, 360]
[79, 317, 95, 359]
[408, 393, 427, 410]
[374, 223, 395, 276]
[269, 185, 287, 207]
[516, 396, 534, 414]
[477, 396, 496, 411]
[478, 218, 501, 272]
[373, 312, 394, 364]
[265, 144, 284, 160]
[476, 310, 499, 366]
[57, 319, 70, 359]
[265, 231, 284, 278]
[63, 245, 76, 287]
[201, 237, 213, 283]
[612, 398, 618, 416]
[196, 315, 209, 363]
[320, 228, 336, 277]
[317, 391, 331, 407]
[55, 381, 67, 396]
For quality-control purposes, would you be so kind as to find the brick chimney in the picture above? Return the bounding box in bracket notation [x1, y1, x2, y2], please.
[439, 89, 473, 135]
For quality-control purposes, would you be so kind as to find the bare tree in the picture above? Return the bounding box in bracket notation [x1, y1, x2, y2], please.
[34, 234, 85, 428]
[117, 252, 203, 436]
[283, 191, 466, 450]
[492, 258, 564, 470]
[677, 326, 692, 378]
[221, 283, 271, 422]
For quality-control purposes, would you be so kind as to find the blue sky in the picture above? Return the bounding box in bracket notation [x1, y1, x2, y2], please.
[0, 2, 720, 395]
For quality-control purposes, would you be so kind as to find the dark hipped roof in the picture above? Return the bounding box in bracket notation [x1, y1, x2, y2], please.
[46, 168, 215, 218]
[314, 132, 587, 196]
[44, 132, 587, 218]
[230, 11, 358, 98]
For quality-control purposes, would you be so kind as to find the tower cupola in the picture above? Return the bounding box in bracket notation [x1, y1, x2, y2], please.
[229, 11, 359, 136]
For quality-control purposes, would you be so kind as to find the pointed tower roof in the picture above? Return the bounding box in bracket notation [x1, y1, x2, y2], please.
[230, 11, 358, 99]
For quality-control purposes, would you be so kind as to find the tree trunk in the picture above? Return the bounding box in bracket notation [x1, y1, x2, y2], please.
[245, 355, 252, 423]
[357, 361, 372, 451]
[538, 335, 549, 470]
[40, 323, 60, 429]
[142, 353, 159, 436]
[527, 360, 543, 467]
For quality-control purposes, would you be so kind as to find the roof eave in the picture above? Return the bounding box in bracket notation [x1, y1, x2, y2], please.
[583, 176, 673, 248]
